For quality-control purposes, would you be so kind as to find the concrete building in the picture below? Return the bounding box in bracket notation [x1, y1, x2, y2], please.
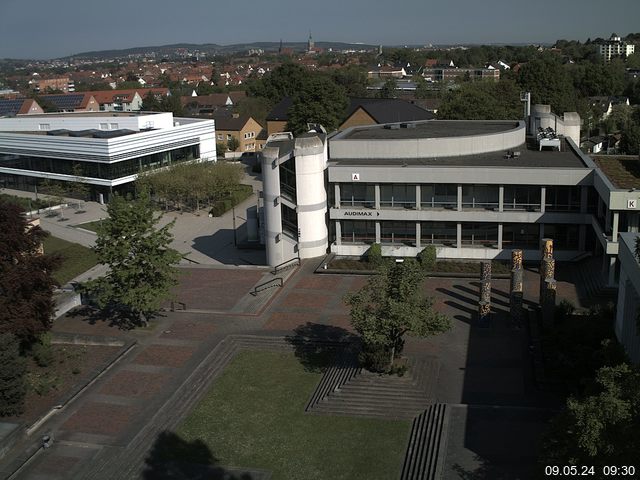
[259, 107, 640, 289]
[614, 232, 640, 364]
[0, 111, 215, 201]
[599, 33, 635, 63]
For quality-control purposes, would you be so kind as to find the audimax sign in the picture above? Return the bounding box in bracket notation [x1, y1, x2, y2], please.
[341, 210, 380, 217]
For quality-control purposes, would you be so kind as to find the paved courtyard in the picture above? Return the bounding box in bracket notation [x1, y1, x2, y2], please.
[2, 256, 585, 479]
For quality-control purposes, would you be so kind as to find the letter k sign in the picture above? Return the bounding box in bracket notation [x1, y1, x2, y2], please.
[629, 199, 637, 209]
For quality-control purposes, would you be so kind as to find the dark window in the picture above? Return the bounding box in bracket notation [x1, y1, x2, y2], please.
[502, 223, 539, 249]
[462, 185, 499, 210]
[420, 222, 457, 245]
[380, 221, 415, 245]
[281, 204, 298, 239]
[380, 184, 416, 208]
[503, 186, 541, 211]
[279, 159, 296, 202]
[340, 183, 375, 207]
[341, 220, 376, 244]
[462, 223, 498, 247]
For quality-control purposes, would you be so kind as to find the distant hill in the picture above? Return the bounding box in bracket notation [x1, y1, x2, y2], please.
[67, 41, 379, 60]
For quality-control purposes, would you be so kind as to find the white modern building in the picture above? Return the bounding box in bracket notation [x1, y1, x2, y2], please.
[599, 33, 635, 63]
[0, 111, 216, 200]
[260, 106, 640, 289]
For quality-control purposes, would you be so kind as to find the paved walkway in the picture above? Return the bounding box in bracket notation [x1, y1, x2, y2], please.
[1, 246, 589, 479]
[3, 166, 266, 267]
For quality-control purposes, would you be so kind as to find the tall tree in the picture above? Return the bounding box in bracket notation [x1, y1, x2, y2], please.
[0, 333, 27, 416]
[82, 190, 182, 326]
[286, 75, 348, 134]
[517, 55, 578, 114]
[344, 259, 451, 371]
[247, 63, 310, 104]
[377, 78, 398, 99]
[438, 80, 522, 120]
[541, 363, 640, 467]
[0, 199, 59, 345]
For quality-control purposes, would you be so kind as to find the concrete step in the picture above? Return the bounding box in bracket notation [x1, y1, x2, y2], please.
[400, 404, 449, 480]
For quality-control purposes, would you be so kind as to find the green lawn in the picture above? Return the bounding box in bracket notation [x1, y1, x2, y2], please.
[42, 236, 98, 284]
[74, 220, 103, 233]
[170, 350, 410, 480]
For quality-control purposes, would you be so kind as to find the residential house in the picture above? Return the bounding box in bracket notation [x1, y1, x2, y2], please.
[181, 92, 247, 116]
[38, 93, 100, 112]
[0, 98, 44, 117]
[213, 112, 263, 154]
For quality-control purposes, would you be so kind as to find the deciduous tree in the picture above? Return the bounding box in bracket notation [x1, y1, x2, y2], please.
[0, 199, 59, 345]
[82, 190, 182, 326]
[0, 333, 27, 416]
[344, 259, 451, 371]
[286, 76, 348, 134]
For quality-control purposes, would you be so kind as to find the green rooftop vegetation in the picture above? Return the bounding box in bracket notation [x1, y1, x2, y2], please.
[594, 156, 640, 189]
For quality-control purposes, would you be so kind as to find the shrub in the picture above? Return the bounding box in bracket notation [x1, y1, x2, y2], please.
[417, 245, 437, 271]
[555, 299, 575, 323]
[31, 333, 54, 367]
[0, 333, 27, 416]
[367, 243, 383, 268]
[359, 342, 391, 373]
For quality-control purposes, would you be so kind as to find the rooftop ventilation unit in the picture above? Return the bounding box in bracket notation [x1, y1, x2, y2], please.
[400, 123, 416, 129]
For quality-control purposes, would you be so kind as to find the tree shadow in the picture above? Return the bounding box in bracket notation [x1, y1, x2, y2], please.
[284, 322, 360, 373]
[451, 457, 520, 480]
[66, 305, 164, 330]
[143, 430, 259, 480]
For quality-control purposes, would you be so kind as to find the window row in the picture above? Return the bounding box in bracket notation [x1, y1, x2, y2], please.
[336, 183, 586, 212]
[0, 145, 199, 180]
[339, 221, 579, 250]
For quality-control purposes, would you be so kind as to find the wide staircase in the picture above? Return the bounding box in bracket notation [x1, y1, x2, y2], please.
[307, 357, 439, 419]
[400, 404, 449, 480]
[571, 256, 617, 305]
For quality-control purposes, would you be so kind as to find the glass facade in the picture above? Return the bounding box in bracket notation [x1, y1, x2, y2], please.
[279, 159, 296, 202]
[421, 222, 457, 245]
[341, 220, 376, 244]
[462, 223, 498, 247]
[503, 186, 541, 211]
[462, 185, 499, 210]
[544, 224, 579, 250]
[380, 184, 416, 208]
[0, 145, 199, 181]
[502, 223, 540, 249]
[340, 183, 374, 207]
[421, 184, 457, 209]
[380, 221, 415, 245]
[282, 204, 298, 239]
[545, 186, 580, 212]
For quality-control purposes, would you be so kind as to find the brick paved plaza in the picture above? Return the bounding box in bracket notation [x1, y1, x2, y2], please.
[4, 260, 585, 479]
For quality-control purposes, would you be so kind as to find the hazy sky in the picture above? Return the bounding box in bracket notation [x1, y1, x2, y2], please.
[1, 0, 639, 59]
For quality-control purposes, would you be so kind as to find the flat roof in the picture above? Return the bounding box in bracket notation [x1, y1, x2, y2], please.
[330, 139, 588, 169]
[8, 112, 159, 119]
[339, 120, 520, 140]
[593, 155, 640, 189]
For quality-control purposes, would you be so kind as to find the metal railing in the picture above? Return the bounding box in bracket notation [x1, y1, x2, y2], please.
[272, 256, 300, 275]
[252, 277, 283, 295]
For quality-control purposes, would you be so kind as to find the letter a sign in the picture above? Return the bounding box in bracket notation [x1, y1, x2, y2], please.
[352, 173, 360, 181]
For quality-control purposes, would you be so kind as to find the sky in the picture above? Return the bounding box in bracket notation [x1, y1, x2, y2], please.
[1, 0, 639, 59]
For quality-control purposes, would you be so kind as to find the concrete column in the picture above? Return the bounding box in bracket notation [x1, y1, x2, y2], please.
[374, 184, 380, 210]
[261, 152, 283, 267]
[456, 223, 462, 249]
[540, 186, 546, 213]
[608, 256, 617, 287]
[334, 184, 340, 208]
[612, 211, 619, 242]
[415, 222, 421, 248]
[416, 185, 421, 210]
[497, 223, 503, 250]
[578, 224, 586, 252]
[580, 186, 588, 214]
[375, 221, 381, 244]
[335, 221, 341, 245]
[498, 185, 504, 212]
[457, 184, 463, 211]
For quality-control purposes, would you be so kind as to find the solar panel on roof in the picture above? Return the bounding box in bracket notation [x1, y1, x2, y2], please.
[0, 99, 24, 116]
